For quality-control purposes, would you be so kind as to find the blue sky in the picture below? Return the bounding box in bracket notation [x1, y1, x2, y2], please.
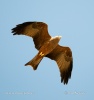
[0, 0, 94, 100]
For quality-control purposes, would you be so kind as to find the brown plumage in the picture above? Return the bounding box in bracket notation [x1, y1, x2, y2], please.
[11, 21, 73, 84]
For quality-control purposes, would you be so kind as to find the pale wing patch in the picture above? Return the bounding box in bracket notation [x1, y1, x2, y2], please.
[24, 24, 39, 37]
[56, 53, 70, 71]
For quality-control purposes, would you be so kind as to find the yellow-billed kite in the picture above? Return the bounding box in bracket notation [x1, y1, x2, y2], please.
[12, 22, 73, 84]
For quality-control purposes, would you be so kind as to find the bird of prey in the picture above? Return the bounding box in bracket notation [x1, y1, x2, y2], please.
[12, 21, 73, 84]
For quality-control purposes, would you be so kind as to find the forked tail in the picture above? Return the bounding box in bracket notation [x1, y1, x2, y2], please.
[25, 54, 43, 70]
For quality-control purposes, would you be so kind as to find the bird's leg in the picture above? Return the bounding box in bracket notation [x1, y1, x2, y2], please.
[39, 52, 44, 57]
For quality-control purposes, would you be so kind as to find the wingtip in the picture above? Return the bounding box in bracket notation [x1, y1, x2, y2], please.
[11, 28, 17, 35]
[13, 33, 17, 35]
[61, 77, 68, 85]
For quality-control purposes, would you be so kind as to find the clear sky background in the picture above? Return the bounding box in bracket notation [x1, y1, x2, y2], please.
[0, 0, 94, 100]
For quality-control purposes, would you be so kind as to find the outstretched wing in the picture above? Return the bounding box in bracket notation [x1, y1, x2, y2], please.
[12, 22, 51, 50]
[46, 45, 73, 84]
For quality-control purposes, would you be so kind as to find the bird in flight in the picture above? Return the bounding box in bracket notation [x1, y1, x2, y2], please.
[12, 21, 73, 84]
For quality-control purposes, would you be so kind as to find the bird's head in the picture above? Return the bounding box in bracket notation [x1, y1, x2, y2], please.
[50, 36, 62, 44]
[55, 36, 62, 39]
[52, 36, 62, 40]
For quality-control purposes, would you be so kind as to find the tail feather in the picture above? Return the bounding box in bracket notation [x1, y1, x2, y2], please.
[25, 54, 43, 70]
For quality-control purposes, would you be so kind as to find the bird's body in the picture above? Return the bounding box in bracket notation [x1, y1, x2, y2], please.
[25, 36, 61, 70]
[39, 36, 62, 56]
[12, 21, 73, 84]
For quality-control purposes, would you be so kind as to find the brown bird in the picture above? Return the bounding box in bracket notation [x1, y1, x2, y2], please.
[12, 22, 73, 84]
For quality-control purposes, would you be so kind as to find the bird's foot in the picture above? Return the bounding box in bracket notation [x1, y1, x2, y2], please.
[39, 52, 44, 57]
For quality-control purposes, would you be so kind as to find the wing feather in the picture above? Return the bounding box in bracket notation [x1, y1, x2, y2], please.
[46, 45, 73, 84]
[12, 22, 51, 50]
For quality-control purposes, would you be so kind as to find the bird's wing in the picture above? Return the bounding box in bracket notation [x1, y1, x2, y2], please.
[46, 45, 73, 84]
[12, 22, 51, 50]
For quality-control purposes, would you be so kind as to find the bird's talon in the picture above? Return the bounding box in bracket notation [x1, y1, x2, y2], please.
[39, 52, 44, 56]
